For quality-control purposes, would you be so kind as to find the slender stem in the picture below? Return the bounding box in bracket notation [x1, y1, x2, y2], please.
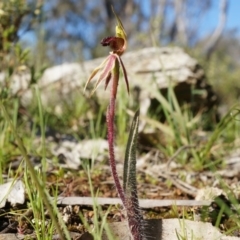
[107, 60, 125, 204]
[107, 58, 143, 239]
[107, 97, 125, 203]
[111, 59, 119, 99]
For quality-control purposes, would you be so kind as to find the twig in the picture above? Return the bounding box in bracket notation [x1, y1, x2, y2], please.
[166, 145, 195, 168]
[55, 196, 211, 208]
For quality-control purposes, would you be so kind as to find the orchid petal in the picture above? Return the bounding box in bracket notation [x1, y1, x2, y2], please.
[116, 55, 129, 94]
[105, 72, 112, 90]
[84, 57, 109, 91]
[91, 54, 117, 95]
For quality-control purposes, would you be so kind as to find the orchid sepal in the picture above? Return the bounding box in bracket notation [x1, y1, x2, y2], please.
[90, 54, 117, 95]
[116, 55, 129, 94]
[84, 57, 109, 92]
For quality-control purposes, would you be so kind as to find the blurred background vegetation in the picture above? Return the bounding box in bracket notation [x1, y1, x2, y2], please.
[1, 1, 240, 235]
[0, 0, 239, 107]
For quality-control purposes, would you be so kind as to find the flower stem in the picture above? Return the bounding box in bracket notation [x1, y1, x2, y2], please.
[107, 98, 125, 203]
[106, 60, 125, 204]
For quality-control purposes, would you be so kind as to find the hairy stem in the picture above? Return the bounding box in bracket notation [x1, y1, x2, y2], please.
[107, 60, 125, 204]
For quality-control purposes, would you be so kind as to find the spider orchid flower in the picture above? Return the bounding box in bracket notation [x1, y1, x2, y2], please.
[84, 8, 129, 96]
[84, 7, 130, 205]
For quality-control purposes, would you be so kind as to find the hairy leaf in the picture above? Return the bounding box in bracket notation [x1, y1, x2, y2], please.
[123, 110, 143, 239]
[123, 110, 139, 192]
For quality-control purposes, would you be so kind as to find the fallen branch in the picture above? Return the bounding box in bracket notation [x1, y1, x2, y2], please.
[55, 196, 211, 208]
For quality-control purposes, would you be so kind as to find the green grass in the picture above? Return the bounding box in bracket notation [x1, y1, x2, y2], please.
[0, 95, 71, 240]
[1, 39, 240, 239]
[1, 77, 240, 238]
[1, 3, 240, 237]
[79, 166, 116, 240]
[1, 78, 240, 234]
[0, 83, 120, 239]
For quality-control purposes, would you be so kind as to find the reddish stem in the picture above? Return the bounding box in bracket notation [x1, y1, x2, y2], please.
[107, 58, 143, 240]
[106, 60, 125, 204]
[107, 98, 125, 203]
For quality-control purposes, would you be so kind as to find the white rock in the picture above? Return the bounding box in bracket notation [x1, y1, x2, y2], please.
[0, 180, 25, 208]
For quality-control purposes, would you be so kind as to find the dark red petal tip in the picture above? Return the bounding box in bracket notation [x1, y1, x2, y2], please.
[101, 36, 125, 55]
[101, 36, 116, 46]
